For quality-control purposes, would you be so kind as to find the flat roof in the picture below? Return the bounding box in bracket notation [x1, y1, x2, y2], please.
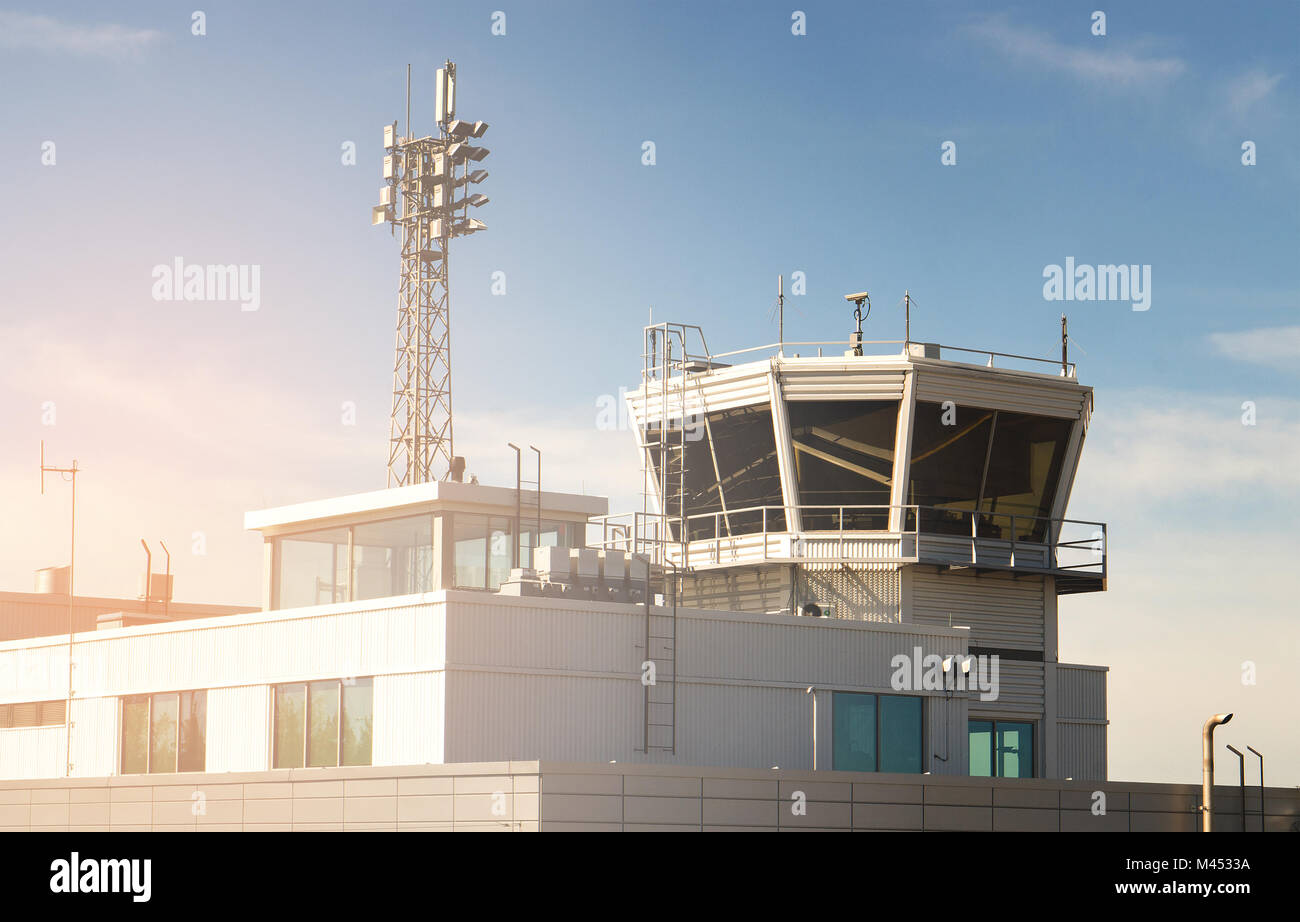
[244, 480, 608, 534]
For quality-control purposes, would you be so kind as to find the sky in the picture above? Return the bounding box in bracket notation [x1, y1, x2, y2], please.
[0, 0, 1296, 786]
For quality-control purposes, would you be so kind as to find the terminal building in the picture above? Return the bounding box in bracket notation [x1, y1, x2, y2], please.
[0, 324, 1291, 831]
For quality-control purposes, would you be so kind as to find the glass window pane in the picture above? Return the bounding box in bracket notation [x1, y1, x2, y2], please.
[275, 527, 349, 609]
[341, 678, 373, 767]
[789, 401, 898, 531]
[178, 690, 206, 773]
[979, 413, 1073, 542]
[308, 681, 340, 767]
[653, 405, 786, 541]
[352, 515, 433, 601]
[121, 697, 149, 774]
[489, 517, 513, 590]
[909, 402, 994, 536]
[274, 684, 306, 769]
[453, 514, 488, 589]
[999, 721, 1034, 778]
[832, 692, 877, 771]
[969, 720, 994, 777]
[149, 693, 178, 773]
[878, 695, 923, 773]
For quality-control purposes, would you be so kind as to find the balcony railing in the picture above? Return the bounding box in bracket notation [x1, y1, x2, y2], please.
[589, 504, 1106, 584]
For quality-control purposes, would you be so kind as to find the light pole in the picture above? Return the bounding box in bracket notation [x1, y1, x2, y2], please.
[1225, 744, 1246, 833]
[1246, 746, 1264, 832]
[805, 686, 817, 770]
[40, 441, 79, 777]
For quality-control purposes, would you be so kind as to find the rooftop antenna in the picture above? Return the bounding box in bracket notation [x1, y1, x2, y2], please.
[778, 275, 784, 354]
[374, 60, 491, 485]
[1061, 314, 1068, 377]
[39, 440, 79, 777]
[844, 290, 870, 356]
[903, 290, 911, 348]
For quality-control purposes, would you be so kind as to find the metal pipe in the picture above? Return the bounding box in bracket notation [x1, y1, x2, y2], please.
[507, 443, 521, 570]
[1246, 746, 1264, 832]
[1225, 744, 1246, 833]
[140, 539, 152, 614]
[1201, 712, 1232, 832]
[529, 445, 541, 563]
[159, 540, 171, 620]
[805, 686, 817, 770]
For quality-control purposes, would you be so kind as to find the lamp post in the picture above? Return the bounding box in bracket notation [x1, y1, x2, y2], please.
[40, 441, 79, 777]
[1246, 746, 1264, 832]
[1224, 744, 1246, 833]
[805, 686, 817, 770]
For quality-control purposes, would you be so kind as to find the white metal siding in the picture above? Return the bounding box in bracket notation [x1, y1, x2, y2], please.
[969, 662, 1044, 718]
[910, 570, 1045, 651]
[779, 365, 907, 401]
[913, 365, 1089, 418]
[206, 685, 270, 773]
[373, 672, 443, 765]
[0, 727, 63, 779]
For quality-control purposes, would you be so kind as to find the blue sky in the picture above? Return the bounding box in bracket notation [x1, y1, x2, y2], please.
[0, 1, 1296, 784]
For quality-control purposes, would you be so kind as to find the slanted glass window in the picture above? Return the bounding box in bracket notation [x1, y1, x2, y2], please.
[832, 692, 923, 773]
[908, 402, 994, 536]
[120, 690, 206, 774]
[789, 401, 898, 530]
[968, 719, 1035, 778]
[909, 403, 1073, 540]
[274, 678, 373, 769]
[352, 514, 434, 601]
[979, 412, 1073, 542]
[275, 527, 349, 609]
[652, 404, 785, 541]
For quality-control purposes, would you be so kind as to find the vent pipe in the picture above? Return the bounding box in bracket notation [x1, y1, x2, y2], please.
[1201, 712, 1233, 832]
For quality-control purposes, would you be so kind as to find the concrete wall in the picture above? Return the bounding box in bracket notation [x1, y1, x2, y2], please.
[0, 760, 1292, 832]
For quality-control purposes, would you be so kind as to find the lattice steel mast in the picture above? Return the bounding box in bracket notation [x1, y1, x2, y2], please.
[374, 61, 489, 485]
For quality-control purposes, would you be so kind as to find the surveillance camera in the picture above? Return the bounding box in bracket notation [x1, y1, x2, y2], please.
[844, 291, 870, 303]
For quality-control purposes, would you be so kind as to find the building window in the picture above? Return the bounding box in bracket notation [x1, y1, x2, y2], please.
[275, 526, 350, 608]
[274, 516, 435, 609]
[789, 400, 899, 531]
[969, 719, 1035, 778]
[451, 513, 582, 590]
[273, 678, 373, 769]
[831, 692, 923, 773]
[908, 402, 1073, 540]
[0, 699, 67, 729]
[651, 404, 786, 541]
[119, 690, 206, 774]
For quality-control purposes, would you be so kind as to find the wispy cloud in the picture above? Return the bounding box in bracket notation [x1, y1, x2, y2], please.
[0, 11, 162, 57]
[1208, 326, 1300, 372]
[1224, 68, 1284, 115]
[965, 15, 1185, 89]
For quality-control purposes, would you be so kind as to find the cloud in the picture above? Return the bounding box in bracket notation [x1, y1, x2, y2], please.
[1207, 325, 1300, 372]
[1225, 69, 1284, 115]
[0, 12, 162, 57]
[1072, 389, 1300, 505]
[965, 15, 1185, 88]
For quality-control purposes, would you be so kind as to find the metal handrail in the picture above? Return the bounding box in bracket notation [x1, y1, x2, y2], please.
[588, 503, 1105, 579]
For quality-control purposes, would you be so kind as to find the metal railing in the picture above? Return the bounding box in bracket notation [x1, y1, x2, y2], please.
[589, 504, 1106, 580]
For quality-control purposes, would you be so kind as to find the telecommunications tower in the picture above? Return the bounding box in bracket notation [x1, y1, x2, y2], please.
[373, 61, 490, 485]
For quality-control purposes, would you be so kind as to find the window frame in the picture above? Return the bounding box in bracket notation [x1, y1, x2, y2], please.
[118, 689, 207, 775]
[272, 677, 374, 770]
[831, 691, 925, 774]
[968, 718, 1036, 778]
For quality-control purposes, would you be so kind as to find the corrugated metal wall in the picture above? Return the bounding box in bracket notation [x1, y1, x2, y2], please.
[206, 685, 270, 773]
[971, 662, 1044, 718]
[779, 363, 907, 401]
[0, 726, 63, 779]
[1057, 664, 1107, 721]
[913, 365, 1089, 418]
[910, 570, 1045, 651]
[681, 567, 792, 614]
[374, 672, 443, 765]
[1057, 722, 1107, 781]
